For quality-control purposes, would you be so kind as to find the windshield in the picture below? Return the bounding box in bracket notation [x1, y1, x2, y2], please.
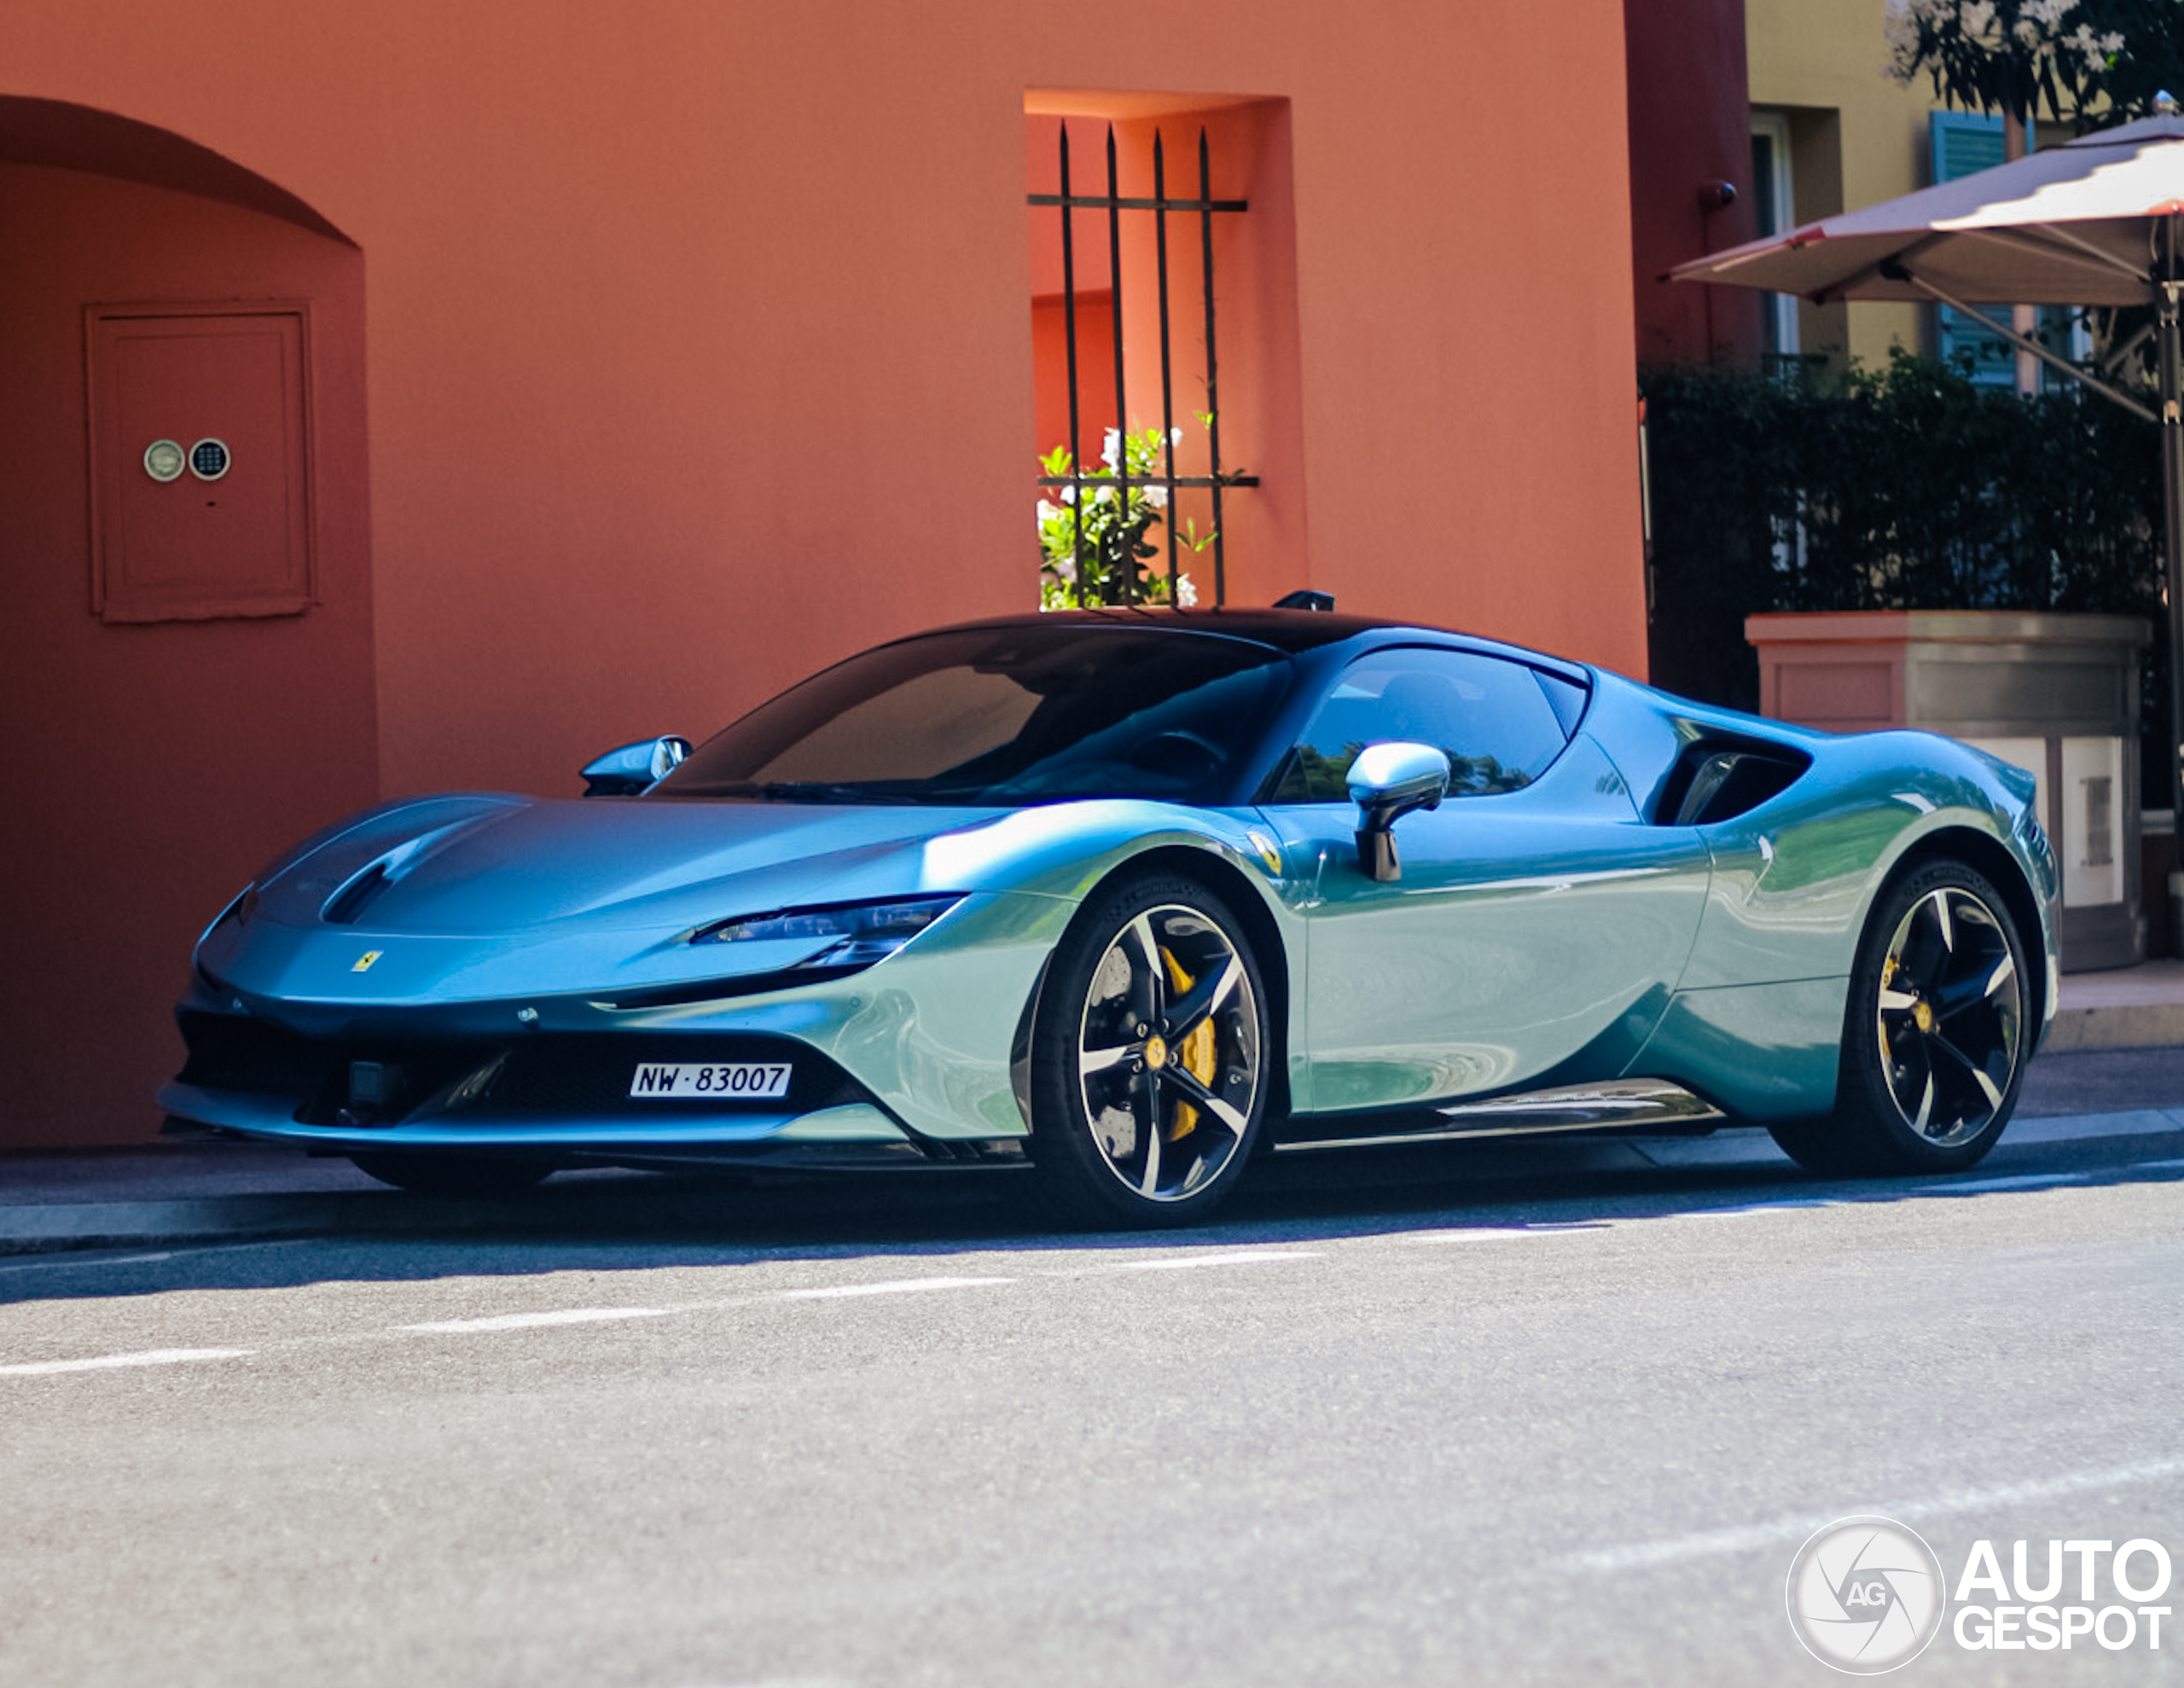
[652, 624, 1292, 806]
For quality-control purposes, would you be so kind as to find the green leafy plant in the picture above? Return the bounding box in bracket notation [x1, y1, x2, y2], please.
[1885, 0, 2184, 128]
[1885, 0, 2122, 127]
[2072, 0, 2184, 121]
[1641, 353, 2165, 780]
[1037, 425, 1218, 608]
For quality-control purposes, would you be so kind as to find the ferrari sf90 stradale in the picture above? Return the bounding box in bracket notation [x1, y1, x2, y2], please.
[163, 606, 2057, 1225]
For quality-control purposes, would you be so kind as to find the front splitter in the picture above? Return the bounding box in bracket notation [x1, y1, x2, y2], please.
[159, 1081, 921, 1159]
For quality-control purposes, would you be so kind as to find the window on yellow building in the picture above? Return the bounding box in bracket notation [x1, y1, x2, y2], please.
[1750, 113, 1800, 368]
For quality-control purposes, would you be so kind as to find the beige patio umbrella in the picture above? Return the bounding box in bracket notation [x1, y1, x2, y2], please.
[1672, 110, 2184, 847]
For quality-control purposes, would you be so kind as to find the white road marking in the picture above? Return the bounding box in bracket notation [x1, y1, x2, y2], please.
[1914, 1170, 2095, 1194]
[1558, 1455, 2184, 1575]
[776, 1276, 1013, 1300]
[404, 1308, 670, 1333]
[1074, 1250, 1323, 1273]
[0, 1347, 252, 1378]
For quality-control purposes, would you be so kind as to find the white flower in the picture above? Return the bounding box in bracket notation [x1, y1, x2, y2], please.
[1170, 426, 1184, 445]
[1053, 554, 1077, 582]
[1101, 428, 1123, 468]
[1144, 484, 1169, 509]
[2061, 20, 2124, 71]
[1037, 499, 1061, 530]
[1059, 484, 1076, 505]
[1089, 484, 1114, 504]
[1176, 574, 1199, 606]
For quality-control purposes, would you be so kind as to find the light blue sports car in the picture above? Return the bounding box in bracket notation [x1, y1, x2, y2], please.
[163, 606, 2059, 1225]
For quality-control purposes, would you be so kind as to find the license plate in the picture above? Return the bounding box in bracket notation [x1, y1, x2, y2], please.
[628, 1062, 792, 1100]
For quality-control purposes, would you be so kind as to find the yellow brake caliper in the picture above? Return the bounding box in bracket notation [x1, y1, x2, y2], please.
[1159, 947, 1220, 1140]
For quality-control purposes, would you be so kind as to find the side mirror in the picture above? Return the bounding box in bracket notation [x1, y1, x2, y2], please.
[581, 735, 692, 797]
[1348, 741, 1450, 882]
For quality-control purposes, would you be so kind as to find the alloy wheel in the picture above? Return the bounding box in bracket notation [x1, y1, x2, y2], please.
[1075, 902, 1263, 1202]
[1873, 884, 2024, 1147]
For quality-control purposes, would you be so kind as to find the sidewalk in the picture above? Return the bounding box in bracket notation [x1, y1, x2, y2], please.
[2046, 958, 2184, 1051]
[3, 963, 2179, 1256]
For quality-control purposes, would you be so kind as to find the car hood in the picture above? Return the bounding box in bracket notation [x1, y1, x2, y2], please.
[201, 790, 1267, 1014]
[254, 794, 1018, 938]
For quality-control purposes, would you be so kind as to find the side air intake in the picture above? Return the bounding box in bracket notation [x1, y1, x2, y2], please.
[1659, 742, 1810, 827]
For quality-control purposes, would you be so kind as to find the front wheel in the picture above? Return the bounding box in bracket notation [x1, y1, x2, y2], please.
[1769, 860, 2030, 1176]
[1027, 874, 1271, 1227]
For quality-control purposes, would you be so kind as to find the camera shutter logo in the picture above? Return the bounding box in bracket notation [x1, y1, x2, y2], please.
[1786, 1517, 1947, 1673]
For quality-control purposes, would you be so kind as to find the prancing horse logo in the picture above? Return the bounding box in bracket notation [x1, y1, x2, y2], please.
[351, 950, 384, 973]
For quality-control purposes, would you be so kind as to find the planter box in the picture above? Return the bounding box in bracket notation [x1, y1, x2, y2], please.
[1746, 610, 2151, 972]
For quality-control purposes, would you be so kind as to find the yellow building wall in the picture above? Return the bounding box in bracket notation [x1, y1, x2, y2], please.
[1746, 0, 1935, 370]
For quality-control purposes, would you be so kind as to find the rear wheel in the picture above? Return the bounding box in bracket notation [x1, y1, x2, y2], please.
[1027, 874, 1270, 1227]
[349, 1151, 554, 1196]
[1769, 860, 2030, 1176]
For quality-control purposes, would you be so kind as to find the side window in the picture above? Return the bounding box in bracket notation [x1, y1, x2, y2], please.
[1269, 648, 1577, 803]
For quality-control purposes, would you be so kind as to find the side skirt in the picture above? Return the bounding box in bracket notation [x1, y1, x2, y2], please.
[1273, 1078, 1723, 1153]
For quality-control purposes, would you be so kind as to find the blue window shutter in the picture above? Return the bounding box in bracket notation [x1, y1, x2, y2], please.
[1931, 112, 2015, 386]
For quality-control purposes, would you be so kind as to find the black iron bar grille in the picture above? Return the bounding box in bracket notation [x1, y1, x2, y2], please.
[1028, 125, 1258, 607]
[174, 1012, 875, 1128]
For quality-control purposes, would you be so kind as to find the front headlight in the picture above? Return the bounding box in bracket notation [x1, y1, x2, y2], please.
[688, 894, 965, 970]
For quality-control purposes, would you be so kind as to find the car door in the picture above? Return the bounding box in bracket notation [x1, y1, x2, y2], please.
[1256, 646, 1713, 1115]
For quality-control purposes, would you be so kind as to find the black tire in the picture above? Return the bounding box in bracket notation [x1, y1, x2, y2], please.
[1769, 860, 2030, 1176]
[1026, 873, 1272, 1227]
[349, 1151, 555, 1196]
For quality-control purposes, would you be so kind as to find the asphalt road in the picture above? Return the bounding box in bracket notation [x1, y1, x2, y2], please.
[3, 1088, 2181, 1686]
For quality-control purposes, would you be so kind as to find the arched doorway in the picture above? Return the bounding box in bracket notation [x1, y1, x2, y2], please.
[0, 99, 375, 1150]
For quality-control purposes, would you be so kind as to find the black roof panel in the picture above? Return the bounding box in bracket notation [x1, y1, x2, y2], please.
[913, 606, 1592, 678]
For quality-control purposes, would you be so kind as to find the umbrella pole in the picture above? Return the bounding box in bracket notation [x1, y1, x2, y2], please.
[2161, 220, 2184, 954]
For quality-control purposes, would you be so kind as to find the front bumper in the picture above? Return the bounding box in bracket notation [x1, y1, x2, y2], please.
[166, 886, 1077, 1158]
[158, 1012, 943, 1162]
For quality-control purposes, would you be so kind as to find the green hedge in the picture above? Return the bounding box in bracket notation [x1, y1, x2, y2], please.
[1641, 355, 2165, 784]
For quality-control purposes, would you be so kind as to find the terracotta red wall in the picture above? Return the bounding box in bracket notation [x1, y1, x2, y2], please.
[0, 159, 375, 1148]
[1, 0, 1650, 1146]
[1624, 0, 1763, 367]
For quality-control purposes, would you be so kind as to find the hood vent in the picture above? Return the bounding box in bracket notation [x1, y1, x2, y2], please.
[316, 817, 485, 926]
[321, 861, 393, 925]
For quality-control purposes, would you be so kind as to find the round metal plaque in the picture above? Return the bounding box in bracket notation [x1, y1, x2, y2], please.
[142, 439, 185, 483]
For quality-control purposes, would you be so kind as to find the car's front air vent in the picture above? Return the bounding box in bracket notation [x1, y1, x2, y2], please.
[321, 862, 392, 925]
[1661, 742, 1810, 827]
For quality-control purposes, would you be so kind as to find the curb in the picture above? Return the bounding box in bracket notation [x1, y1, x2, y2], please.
[0, 1170, 1016, 1259]
[4, 1115, 2178, 1257]
[0, 1192, 508, 1257]
[2043, 1002, 2184, 1053]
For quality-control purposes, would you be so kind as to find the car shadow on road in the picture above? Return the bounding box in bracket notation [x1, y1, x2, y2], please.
[5, 1121, 2179, 1305]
